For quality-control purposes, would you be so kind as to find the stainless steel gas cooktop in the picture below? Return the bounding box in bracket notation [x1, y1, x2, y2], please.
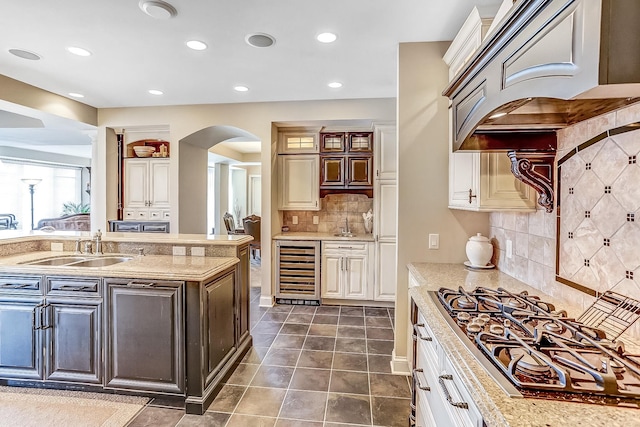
[432, 287, 640, 407]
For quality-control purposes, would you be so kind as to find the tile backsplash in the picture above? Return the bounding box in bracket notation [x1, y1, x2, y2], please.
[282, 194, 373, 234]
[490, 103, 640, 342]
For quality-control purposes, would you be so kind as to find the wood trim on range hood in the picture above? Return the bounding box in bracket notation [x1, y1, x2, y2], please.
[443, 0, 640, 210]
[443, 0, 640, 153]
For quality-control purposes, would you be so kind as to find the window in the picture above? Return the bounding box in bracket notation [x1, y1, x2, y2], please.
[0, 159, 83, 229]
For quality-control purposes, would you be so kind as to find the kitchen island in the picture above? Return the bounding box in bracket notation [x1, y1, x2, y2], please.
[408, 263, 639, 427]
[0, 232, 253, 414]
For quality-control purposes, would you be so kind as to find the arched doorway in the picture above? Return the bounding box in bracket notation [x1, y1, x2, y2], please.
[178, 125, 260, 234]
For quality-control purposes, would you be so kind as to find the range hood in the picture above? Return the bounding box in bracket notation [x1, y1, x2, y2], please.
[443, 0, 640, 153]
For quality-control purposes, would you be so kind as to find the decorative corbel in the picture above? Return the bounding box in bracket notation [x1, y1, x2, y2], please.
[507, 151, 555, 213]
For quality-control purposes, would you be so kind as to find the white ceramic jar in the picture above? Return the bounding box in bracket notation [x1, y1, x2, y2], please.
[465, 233, 493, 267]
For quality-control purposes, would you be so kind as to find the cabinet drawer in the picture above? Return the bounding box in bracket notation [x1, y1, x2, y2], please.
[141, 223, 169, 233]
[0, 275, 42, 294]
[47, 277, 101, 296]
[149, 210, 162, 220]
[323, 242, 368, 252]
[113, 222, 142, 232]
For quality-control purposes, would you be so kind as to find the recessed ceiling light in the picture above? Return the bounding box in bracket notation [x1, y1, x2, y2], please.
[245, 33, 276, 48]
[328, 82, 343, 89]
[234, 86, 249, 92]
[8, 48, 41, 60]
[317, 32, 337, 43]
[68, 92, 84, 98]
[148, 89, 163, 95]
[66, 46, 92, 57]
[186, 40, 207, 51]
[139, 0, 177, 19]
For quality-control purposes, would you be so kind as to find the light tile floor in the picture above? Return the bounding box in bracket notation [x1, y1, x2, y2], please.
[127, 287, 411, 427]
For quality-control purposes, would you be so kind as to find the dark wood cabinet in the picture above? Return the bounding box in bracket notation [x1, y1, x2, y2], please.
[0, 275, 102, 384]
[319, 132, 373, 196]
[46, 299, 102, 384]
[347, 132, 373, 152]
[105, 279, 185, 394]
[204, 271, 236, 384]
[0, 298, 43, 380]
[320, 156, 346, 187]
[320, 132, 346, 152]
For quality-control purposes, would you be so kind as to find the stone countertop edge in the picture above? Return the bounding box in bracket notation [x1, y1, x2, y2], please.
[0, 251, 239, 281]
[407, 262, 640, 427]
[273, 232, 375, 242]
[0, 231, 253, 246]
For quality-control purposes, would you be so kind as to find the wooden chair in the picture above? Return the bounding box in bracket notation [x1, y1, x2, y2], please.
[223, 212, 244, 235]
[242, 215, 261, 259]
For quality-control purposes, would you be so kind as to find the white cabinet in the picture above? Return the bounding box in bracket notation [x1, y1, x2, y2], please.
[374, 124, 397, 181]
[444, 8, 536, 212]
[373, 124, 397, 302]
[411, 295, 484, 427]
[124, 159, 171, 220]
[321, 242, 373, 300]
[278, 130, 319, 154]
[448, 150, 537, 211]
[278, 155, 320, 210]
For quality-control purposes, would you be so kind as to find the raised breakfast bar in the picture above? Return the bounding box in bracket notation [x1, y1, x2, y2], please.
[0, 231, 253, 414]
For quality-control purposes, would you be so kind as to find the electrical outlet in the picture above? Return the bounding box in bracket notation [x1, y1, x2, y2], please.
[428, 234, 439, 250]
[292, 215, 298, 225]
[51, 242, 64, 252]
[191, 247, 205, 257]
[313, 215, 319, 225]
[172, 246, 186, 256]
[506, 239, 513, 259]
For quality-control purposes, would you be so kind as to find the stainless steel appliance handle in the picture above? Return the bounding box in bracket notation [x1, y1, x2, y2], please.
[413, 323, 432, 341]
[413, 368, 430, 391]
[438, 374, 469, 409]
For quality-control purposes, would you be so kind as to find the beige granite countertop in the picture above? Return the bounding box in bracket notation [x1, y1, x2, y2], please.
[0, 251, 238, 281]
[408, 262, 640, 427]
[0, 230, 253, 246]
[273, 232, 375, 242]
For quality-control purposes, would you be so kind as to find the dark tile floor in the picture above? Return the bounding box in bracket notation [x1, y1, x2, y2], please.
[127, 287, 411, 427]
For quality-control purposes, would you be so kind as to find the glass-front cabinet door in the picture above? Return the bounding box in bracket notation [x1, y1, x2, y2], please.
[348, 132, 373, 152]
[320, 133, 346, 153]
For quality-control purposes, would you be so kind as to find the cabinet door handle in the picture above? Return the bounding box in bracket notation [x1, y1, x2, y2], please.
[413, 323, 432, 341]
[438, 374, 469, 409]
[468, 188, 477, 204]
[413, 368, 430, 391]
[41, 303, 52, 330]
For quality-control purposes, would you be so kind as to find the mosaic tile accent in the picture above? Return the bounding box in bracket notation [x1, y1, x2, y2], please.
[558, 122, 640, 305]
[630, 155, 637, 164]
[569, 187, 574, 194]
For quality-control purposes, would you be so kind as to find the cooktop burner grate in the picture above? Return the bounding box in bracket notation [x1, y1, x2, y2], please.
[577, 291, 640, 340]
[433, 287, 640, 406]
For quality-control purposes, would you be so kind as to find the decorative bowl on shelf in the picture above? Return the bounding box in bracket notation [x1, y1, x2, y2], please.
[133, 146, 155, 158]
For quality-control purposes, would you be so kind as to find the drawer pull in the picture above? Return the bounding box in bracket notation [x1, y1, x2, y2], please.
[59, 285, 92, 291]
[413, 323, 432, 341]
[413, 368, 430, 391]
[1, 283, 30, 289]
[337, 246, 353, 249]
[438, 374, 469, 409]
[127, 281, 156, 288]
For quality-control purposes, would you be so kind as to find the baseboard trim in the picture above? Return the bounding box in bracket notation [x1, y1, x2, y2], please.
[259, 295, 274, 307]
[390, 350, 410, 375]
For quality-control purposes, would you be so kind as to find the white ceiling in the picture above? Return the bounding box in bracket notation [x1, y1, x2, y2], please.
[0, 0, 502, 109]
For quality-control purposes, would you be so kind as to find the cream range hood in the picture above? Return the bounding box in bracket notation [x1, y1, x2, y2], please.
[443, 0, 640, 211]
